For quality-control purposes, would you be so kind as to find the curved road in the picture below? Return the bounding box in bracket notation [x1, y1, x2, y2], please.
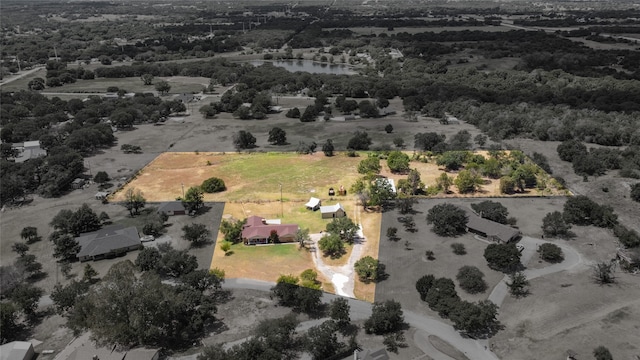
[223, 235, 585, 360]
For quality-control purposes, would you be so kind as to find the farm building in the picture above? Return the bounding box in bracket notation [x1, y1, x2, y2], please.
[241, 215, 299, 245]
[95, 191, 110, 200]
[71, 178, 85, 189]
[157, 201, 186, 216]
[305, 197, 321, 211]
[0, 341, 35, 360]
[320, 203, 346, 219]
[12, 140, 47, 163]
[462, 207, 521, 243]
[76, 225, 142, 262]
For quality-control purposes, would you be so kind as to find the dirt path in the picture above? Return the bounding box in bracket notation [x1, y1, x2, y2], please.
[309, 204, 366, 298]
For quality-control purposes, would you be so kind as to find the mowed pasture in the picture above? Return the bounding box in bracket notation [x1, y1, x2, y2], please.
[111, 151, 567, 204]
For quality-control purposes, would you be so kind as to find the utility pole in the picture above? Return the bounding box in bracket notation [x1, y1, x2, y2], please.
[181, 183, 185, 198]
[279, 183, 283, 217]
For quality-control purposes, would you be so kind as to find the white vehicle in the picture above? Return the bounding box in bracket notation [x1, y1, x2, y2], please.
[140, 235, 155, 242]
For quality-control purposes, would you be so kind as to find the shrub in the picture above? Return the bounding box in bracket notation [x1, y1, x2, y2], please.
[201, 177, 226, 193]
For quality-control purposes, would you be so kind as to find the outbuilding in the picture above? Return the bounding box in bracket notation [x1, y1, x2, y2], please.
[305, 197, 321, 211]
[320, 203, 346, 219]
[157, 201, 187, 216]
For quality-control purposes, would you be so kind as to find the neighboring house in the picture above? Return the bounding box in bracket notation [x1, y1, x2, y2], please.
[305, 197, 321, 211]
[76, 225, 142, 262]
[67, 341, 159, 360]
[462, 207, 521, 243]
[0, 341, 35, 360]
[157, 201, 186, 216]
[356, 347, 390, 360]
[617, 247, 640, 270]
[320, 203, 346, 219]
[241, 215, 299, 245]
[379, 107, 397, 116]
[12, 140, 47, 163]
[72, 178, 85, 189]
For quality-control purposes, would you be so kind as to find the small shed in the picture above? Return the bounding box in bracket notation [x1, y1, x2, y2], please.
[157, 201, 186, 216]
[72, 178, 86, 189]
[320, 203, 346, 219]
[305, 197, 321, 211]
[95, 191, 110, 200]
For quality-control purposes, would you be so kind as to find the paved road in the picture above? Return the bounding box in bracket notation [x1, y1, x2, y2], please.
[0, 66, 45, 86]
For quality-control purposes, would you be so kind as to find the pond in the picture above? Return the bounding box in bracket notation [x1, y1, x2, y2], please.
[249, 59, 356, 75]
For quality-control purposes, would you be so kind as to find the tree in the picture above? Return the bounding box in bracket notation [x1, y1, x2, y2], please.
[364, 300, 404, 335]
[512, 164, 538, 190]
[20, 226, 40, 244]
[358, 100, 379, 118]
[233, 130, 256, 150]
[397, 196, 417, 215]
[219, 219, 246, 244]
[68, 261, 216, 348]
[455, 169, 482, 193]
[631, 183, 640, 202]
[424, 277, 460, 317]
[182, 223, 211, 246]
[456, 266, 488, 294]
[182, 186, 204, 215]
[156, 244, 198, 278]
[199, 105, 218, 118]
[300, 269, 320, 289]
[318, 233, 345, 259]
[329, 297, 350, 326]
[538, 243, 564, 263]
[295, 228, 311, 248]
[484, 243, 522, 273]
[563, 195, 618, 228]
[474, 134, 487, 147]
[220, 241, 232, 256]
[449, 300, 500, 338]
[155, 80, 171, 95]
[83, 264, 98, 282]
[448, 130, 472, 150]
[141, 73, 154, 85]
[305, 321, 343, 360]
[12, 243, 29, 257]
[124, 188, 146, 217]
[437, 151, 468, 171]
[347, 131, 372, 150]
[415, 274, 435, 301]
[506, 271, 529, 297]
[268, 127, 287, 145]
[326, 216, 359, 244]
[322, 139, 334, 156]
[368, 179, 396, 208]
[53, 234, 81, 262]
[436, 172, 453, 193]
[414, 132, 446, 152]
[15, 254, 43, 279]
[471, 201, 509, 224]
[451, 243, 466, 255]
[68, 203, 102, 236]
[10, 284, 43, 316]
[28, 77, 45, 91]
[387, 151, 410, 173]
[354, 256, 384, 283]
[593, 261, 616, 284]
[499, 176, 516, 194]
[358, 156, 381, 174]
[541, 211, 572, 238]
[557, 139, 587, 162]
[593, 346, 613, 360]
[201, 177, 226, 193]
[135, 247, 162, 271]
[93, 171, 110, 184]
[393, 137, 405, 149]
[286, 107, 301, 118]
[385, 124, 393, 133]
[613, 224, 640, 248]
[426, 203, 468, 237]
[181, 269, 224, 293]
[386, 227, 398, 241]
[1, 302, 20, 343]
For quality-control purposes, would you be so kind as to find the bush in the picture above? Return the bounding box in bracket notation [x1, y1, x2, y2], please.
[537, 243, 564, 263]
[484, 243, 522, 273]
[456, 266, 488, 294]
[631, 183, 640, 202]
[451, 243, 466, 255]
[201, 177, 226, 193]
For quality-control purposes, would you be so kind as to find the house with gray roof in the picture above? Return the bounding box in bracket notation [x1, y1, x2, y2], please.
[76, 225, 141, 262]
[462, 207, 521, 243]
[157, 201, 186, 216]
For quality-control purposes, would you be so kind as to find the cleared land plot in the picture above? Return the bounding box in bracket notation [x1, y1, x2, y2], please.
[375, 197, 569, 315]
